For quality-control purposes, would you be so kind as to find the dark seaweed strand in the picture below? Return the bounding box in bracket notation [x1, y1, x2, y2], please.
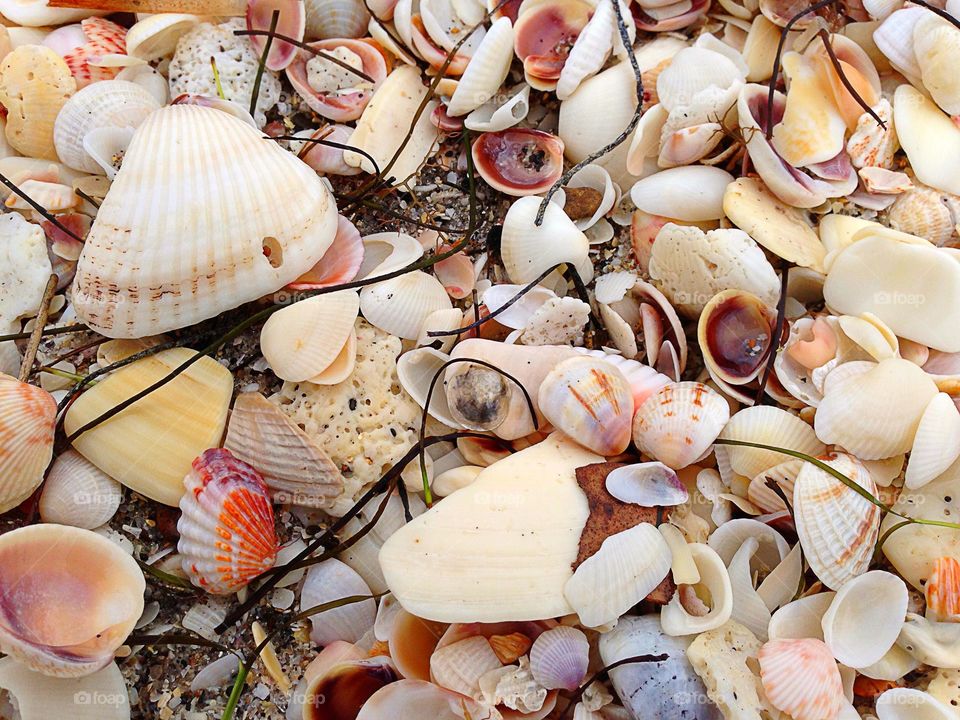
[535, 0, 643, 226]
[215, 431, 494, 632]
[267, 134, 383, 177]
[234, 30, 376, 83]
[765, 0, 841, 140]
[0, 324, 91, 343]
[418, 358, 539, 505]
[249, 10, 280, 117]
[0, 172, 85, 242]
[815, 28, 885, 129]
[754, 265, 789, 405]
[74, 187, 102, 208]
[908, 0, 960, 30]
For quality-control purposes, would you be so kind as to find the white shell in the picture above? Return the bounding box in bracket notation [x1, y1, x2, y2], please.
[565, 164, 619, 231]
[719, 406, 825, 478]
[661, 543, 733, 635]
[564, 522, 672, 628]
[656, 46, 745, 112]
[0, 658, 130, 719]
[38, 449, 122, 529]
[555, 0, 615, 100]
[822, 570, 908, 669]
[447, 17, 514, 116]
[72, 104, 338, 338]
[500, 196, 590, 284]
[605, 462, 688, 506]
[630, 166, 734, 222]
[727, 537, 772, 640]
[894, 84, 960, 197]
[430, 635, 502, 696]
[396, 347, 462, 428]
[465, 84, 531, 132]
[360, 271, 452, 340]
[632, 382, 730, 470]
[126, 13, 200, 59]
[905, 393, 960, 489]
[793, 453, 881, 590]
[768, 592, 835, 641]
[301, 559, 376, 646]
[54, 80, 161, 174]
[528, 626, 589, 691]
[876, 689, 956, 720]
[873, 7, 925, 78]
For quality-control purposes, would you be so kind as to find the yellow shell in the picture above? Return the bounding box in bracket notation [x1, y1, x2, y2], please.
[0, 46, 75, 160]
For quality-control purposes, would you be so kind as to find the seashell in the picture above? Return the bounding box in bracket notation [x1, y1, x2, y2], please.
[821, 570, 907, 670]
[655, 46, 744, 113]
[53, 80, 160, 175]
[912, 13, 960, 117]
[304, 655, 399, 720]
[859, 166, 912, 194]
[925, 556, 960, 622]
[528, 626, 588, 691]
[605, 462, 688, 506]
[698, 289, 777, 388]
[894, 84, 960, 197]
[465, 83, 531, 132]
[0, 374, 56, 514]
[632, 382, 730, 470]
[442, 360, 507, 431]
[873, 7, 924, 78]
[387, 608, 447, 680]
[563, 164, 618, 231]
[125, 13, 199, 60]
[447, 16, 514, 116]
[793, 453, 881, 590]
[500, 195, 589, 284]
[430, 635, 502, 696]
[814, 358, 938, 459]
[79, 125, 134, 178]
[661, 543, 733, 635]
[708, 518, 789, 578]
[630, 166, 734, 223]
[768, 592, 835, 641]
[247, 0, 306, 71]
[0, 45, 75, 161]
[357, 679, 491, 720]
[345, 65, 441, 185]
[64, 348, 232, 506]
[472, 129, 564, 197]
[846, 98, 898, 170]
[897, 613, 960, 668]
[726, 537, 773, 640]
[876, 688, 955, 720]
[306, 0, 371, 39]
[297, 125, 364, 177]
[301, 558, 377, 645]
[719, 406, 825, 479]
[72, 104, 338, 338]
[57, 18, 127, 89]
[887, 183, 959, 247]
[513, 0, 593, 90]
[360, 271, 452, 340]
[380, 433, 602, 622]
[538, 356, 634, 456]
[288, 215, 364, 290]
[223, 392, 345, 510]
[261, 291, 359, 383]
[397, 347, 464, 429]
[177, 448, 279, 595]
[38, 449, 122, 529]
[0, 524, 144, 678]
[0, 658, 130, 719]
[758, 638, 844, 720]
[649, 223, 780, 317]
[286, 39, 387, 122]
[5, 178, 79, 213]
[905, 393, 960, 490]
[564, 522, 672, 628]
[603, 614, 723, 718]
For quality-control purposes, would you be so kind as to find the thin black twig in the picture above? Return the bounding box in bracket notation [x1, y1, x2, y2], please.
[815, 28, 885, 129]
[234, 30, 376, 83]
[0, 172, 85, 242]
[268, 134, 383, 177]
[249, 10, 280, 117]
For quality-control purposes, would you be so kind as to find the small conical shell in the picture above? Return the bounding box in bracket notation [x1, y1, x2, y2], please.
[793, 453, 880, 590]
[0, 374, 56, 513]
[72, 104, 338, 338]
[38, 449, 122, 529]
[0, 524, 144, 678]
[538, 356, 634, 456]
[53, 79, 160, 174]
[301, 558, 376, 645]
[177, 448, 279, 594]
[223, 392, 345, 510]
[757, 638, 844, 720]
[905, 393, 960, 489]
[632, 382, 730, 470]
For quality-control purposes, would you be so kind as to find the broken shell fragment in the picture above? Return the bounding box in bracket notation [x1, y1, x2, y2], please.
[472, 129, 564, 197]
[500, 195, 589, 284]
[605, 462, 688, 507]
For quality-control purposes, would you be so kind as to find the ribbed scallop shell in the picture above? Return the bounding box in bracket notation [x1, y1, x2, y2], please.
[538, 356, 634, 456]
[0, 524, 144, 678]
[793, 453, 880, 590]
[0, 375, 56, 513]
[632, 381, 730, 470]
[38, 449, 122, 529]
[177, 448, 279, 595]
[223, 392, 345, 509]
[54, 80, 160, 174]
[360, 271, 452, 340]
[62, 18, 127, 89]
[301, 558, 376, 645]
[72, 104, 338, 338]
[887, 184, 959, 247]
[758, 638, 844, 720]
[430, 636, 502, 696]
[529, 626, 589, 691]
[305, 0, 371, 39]
[926, 557, 960, 622]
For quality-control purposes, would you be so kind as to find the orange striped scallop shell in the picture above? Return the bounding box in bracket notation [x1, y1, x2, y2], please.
[0, 374, 57, 513]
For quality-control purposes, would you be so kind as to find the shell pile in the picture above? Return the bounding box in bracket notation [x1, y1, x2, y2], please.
[0, 0, 959, 717]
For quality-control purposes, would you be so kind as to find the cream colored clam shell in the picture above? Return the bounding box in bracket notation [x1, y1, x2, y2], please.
[905, 393, 960, 490]
[823, 233, 960, 352]
[72, 104, 338, 338]
[379, 433, 602, 622]
[630, 166, 733, 222]
[913, 14, 960, 117]
[894, 84, 960, 196]
[360, 271, 452, 340]
[0, 658, 130, 719]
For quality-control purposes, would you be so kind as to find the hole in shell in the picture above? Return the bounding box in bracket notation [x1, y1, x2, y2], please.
[262, 237, 283, 268]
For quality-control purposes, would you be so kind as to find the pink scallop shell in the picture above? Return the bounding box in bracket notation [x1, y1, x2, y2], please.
[286, 38, 387, 121]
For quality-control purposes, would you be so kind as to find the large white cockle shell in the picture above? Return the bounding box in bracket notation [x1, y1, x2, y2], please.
[823, 232, 960, 352]
[793, 453, 880, 590]
[894, 84, 960, 197]
[72, 104, 338, 338]
[649, 223, 780, 316]
[822, 570, 908, 669]
[814, 358, 938, 459]
[564, 522, 672, 628]
[379, 433, 602, 622]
